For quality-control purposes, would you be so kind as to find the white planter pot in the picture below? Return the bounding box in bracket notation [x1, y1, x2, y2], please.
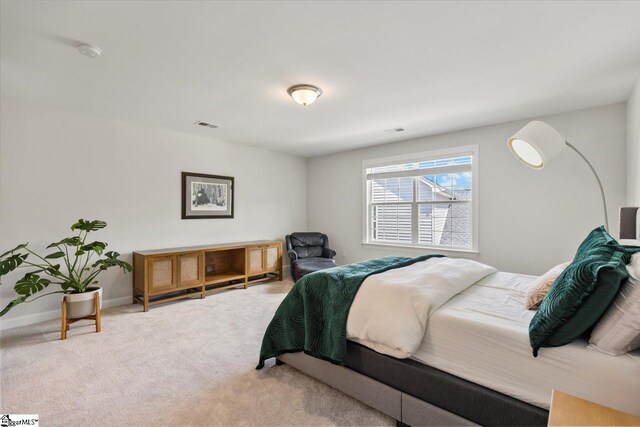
[65, 287, 102, 319]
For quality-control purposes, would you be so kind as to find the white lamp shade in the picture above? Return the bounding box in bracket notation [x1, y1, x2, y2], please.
[287, 84, 322, 106]
[508, 121, 566, 169]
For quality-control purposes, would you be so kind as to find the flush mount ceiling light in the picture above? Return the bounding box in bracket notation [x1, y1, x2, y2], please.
[77, 43, 102, 59]
[287, 84, 322, 107]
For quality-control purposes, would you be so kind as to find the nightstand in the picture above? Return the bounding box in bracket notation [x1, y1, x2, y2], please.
[548, 390, 640, 426]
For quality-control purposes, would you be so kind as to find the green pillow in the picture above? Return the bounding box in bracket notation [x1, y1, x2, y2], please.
[529, 226, 631, 357]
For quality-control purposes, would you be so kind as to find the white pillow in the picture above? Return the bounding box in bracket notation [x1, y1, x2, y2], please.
[619, 239, 640, 246]
[588, 253, 640, 356]
[525, 262, 570, 310]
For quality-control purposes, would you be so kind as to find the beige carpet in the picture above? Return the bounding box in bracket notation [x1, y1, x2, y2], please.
[0, 280, 393, 426]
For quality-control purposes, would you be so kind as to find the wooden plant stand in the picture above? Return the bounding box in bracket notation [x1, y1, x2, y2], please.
[60, 293, 102, 340]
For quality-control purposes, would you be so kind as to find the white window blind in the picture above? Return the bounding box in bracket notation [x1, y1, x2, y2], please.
[365, 151, 475, 250]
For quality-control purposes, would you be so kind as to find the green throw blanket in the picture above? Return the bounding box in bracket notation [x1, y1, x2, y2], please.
[256, 254, 443, 369]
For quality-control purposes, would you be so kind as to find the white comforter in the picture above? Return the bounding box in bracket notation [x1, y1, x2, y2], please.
[346, 257, 497, 358]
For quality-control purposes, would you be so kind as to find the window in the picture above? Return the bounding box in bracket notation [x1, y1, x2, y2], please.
[363, 146, 477, 251]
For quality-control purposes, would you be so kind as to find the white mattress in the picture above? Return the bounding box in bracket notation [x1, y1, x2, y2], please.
[410, 272, 640, 416]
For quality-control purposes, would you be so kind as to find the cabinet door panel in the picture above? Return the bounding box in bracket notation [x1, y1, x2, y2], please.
[265, 245, 280, 271]
[179, 253, 202, 287]
[148, 256, 177, 293]
[248, 247, 265, 274]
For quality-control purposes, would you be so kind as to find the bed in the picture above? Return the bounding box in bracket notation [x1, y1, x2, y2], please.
[264, 209, 640, 426]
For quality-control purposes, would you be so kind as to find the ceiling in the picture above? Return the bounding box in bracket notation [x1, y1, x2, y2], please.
[2, 1, 640, 157]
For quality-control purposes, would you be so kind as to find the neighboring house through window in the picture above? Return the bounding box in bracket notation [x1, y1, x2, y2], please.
[363, 145, 478, 252]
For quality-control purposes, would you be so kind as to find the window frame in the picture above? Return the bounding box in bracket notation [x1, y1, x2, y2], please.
[361, 145, 479, 255]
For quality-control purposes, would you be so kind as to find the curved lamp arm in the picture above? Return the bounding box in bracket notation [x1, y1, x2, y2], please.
[565, 141, 609, 232]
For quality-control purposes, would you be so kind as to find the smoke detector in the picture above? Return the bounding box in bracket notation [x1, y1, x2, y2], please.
[77, 44, 102, 59]
[384, 128, 405, 133]
[194, 121, 219, 129]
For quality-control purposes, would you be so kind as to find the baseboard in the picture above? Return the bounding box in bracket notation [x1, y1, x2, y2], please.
[0, 295, 132, 332]
[1, 267, 291, 331]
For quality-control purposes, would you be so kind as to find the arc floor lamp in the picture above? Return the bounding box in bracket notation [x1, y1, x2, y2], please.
[507, 120, 609, 231]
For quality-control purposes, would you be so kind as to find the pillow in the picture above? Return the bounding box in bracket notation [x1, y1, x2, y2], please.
[619, 239, 640, 246]
[529, 226, 631, 357]
[526, 262, 570, 310]
[588, 253, 640, 355]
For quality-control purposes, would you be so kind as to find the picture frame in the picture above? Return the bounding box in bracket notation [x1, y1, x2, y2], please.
[181, 172, 234, 219]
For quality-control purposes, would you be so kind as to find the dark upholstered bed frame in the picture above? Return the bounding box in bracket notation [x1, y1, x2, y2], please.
[620, 207, 639, 239]
[277, 341, 547, 426]
[276, 208, 640, 426]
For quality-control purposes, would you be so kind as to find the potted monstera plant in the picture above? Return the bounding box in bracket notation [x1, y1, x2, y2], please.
[0, 219, 132, 318]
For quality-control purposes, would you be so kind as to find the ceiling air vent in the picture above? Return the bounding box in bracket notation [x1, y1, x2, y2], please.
[194, 121, 219, 129]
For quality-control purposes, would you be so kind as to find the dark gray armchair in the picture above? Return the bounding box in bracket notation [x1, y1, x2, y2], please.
[286, 232, 337, 282]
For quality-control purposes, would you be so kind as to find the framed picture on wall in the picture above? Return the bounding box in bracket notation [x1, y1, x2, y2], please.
[182, 172, 234, 219]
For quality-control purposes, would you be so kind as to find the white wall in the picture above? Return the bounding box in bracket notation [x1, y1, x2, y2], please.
[0, 98, 307, 330]
[628, 77, 640, 206]
[308, 103, 627, 276]
[1, 98, 631, 330]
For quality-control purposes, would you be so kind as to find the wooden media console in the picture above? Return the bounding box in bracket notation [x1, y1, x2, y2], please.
[132, 240, 283, 311]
